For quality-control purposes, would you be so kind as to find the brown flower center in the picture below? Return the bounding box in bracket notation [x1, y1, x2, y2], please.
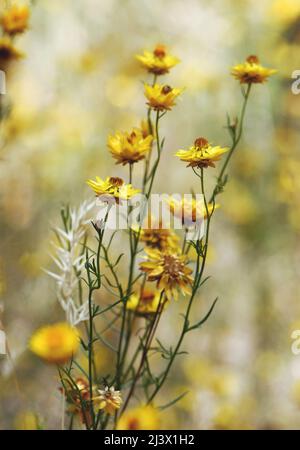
[127, 131, 137, 144]
[109, 177, 124, 187]
[246, 55, 259, 65]
[128, 418, 140, 430]
[162, 85, 172, 94]
[163, 254, 184, 277]
[154, 44, 166, 58]
[194, 137, 209, 149]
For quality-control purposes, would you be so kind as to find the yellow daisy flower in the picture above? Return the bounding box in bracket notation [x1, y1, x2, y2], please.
[175, 137, 228, 168]
[1, 5, 30, 35]
[94, 386, 122, 415]
[168, 196, 219, 225]
[29, 322, 80, 365]
[144, 83, 183, 111]
[138, 219, 180, 251]
[136, 44, 180, 75]
[127, 286, 166, 316]
[108, 128, 153, 165]
[117, 405, 160, 430]
[0, 36, 23, 70]
[231, 55, 277, 84]
[86, 176, 140, 202]
[140, 247, 193, 300]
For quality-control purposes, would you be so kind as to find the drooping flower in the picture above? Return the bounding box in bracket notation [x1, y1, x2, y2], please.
[0, 36, 23, 70]
[94, 386, 122, 414]
[29, 322, 80, 364]
[108, 127, 153, 165]
[168, 196, 219, 225]
[136, 44, 180, 75]
[86, 176, 140, 202]
[144, 83, 183, 111]
[140, 248, 193, 300]
[117, 405, 160, 430]
[1, 5, 30, 35]
[231, 55, 276, 84]
[175, 137, 228, 168]
[126, 286, 165, 315]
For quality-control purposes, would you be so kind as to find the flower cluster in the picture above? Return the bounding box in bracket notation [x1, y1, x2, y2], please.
[28, 45, 276, 431]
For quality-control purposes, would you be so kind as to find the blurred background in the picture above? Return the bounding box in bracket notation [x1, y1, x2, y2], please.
[0, 0, 300, 429]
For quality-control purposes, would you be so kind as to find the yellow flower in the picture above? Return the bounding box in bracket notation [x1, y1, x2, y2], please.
[29, 322, 80, 364]
[117, 405, 160, 430]
[14, 411, 39, 430]
[175, 137, 228, 168]
[168, 196, 219, 225]
[127, 286, 166, 315]
[108, 128, 153, 165]
[94, 386, 122, 415]
[86, 176, 140, 202]
[139, 223, 179, 251]
[136, 44, 180, 75]
[231, 55, 277, 84]
[144, 83, 183, 111]
[140, 247, 193, 300]
[0, 36, 23, 70]
[1, 5, 30, 35]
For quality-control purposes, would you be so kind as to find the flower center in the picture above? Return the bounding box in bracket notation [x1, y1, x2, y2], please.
[162, 85, 172, 94]
[109, 177, 124, 187]
[127, 131, 137, 144]
[154, 44, 166, 59]
[194, 137, 209, 149]
[163, 254, 184, 277]
[246, 55, 259, 65]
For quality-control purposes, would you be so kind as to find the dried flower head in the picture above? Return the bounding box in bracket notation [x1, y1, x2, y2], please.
[108, 127, 153, 165]
[175, 137, 228, 168]
[136, 44, 180, 75]
[140, 247, 193, 300]
[231, 55, 277, 84]
[144, 83, 183, 111]
[86, 176, 140, 202]
[1, 5, 30, 35]
[94, 386, 122, 414]
[29, 322, 80, 364]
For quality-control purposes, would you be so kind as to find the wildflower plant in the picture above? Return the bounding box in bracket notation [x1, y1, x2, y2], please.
[29, 45, 276, 429]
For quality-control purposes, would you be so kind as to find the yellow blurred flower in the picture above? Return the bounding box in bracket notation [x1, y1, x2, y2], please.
[94, 386, 122, 414]
[231, 55, 276, 84]
[1, 4, 30, 35]
[108, 128, 153, 165]
[0, 36, 23, 70]
[144, 83, 183, 111]
[136, 44, 180, 75]
[168, 196, 219, 225]
[140, 247, 193, 300]
[86, 176, 140, 202]
[127, 286, 165, 315]
[117, 405, 160, 430]
[29, 322, 80, 364]
[14, 411, 39, 430]
[175, 137, 228, 169]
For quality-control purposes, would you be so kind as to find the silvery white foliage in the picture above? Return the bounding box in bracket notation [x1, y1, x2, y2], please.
[46, 199, 96, 326]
